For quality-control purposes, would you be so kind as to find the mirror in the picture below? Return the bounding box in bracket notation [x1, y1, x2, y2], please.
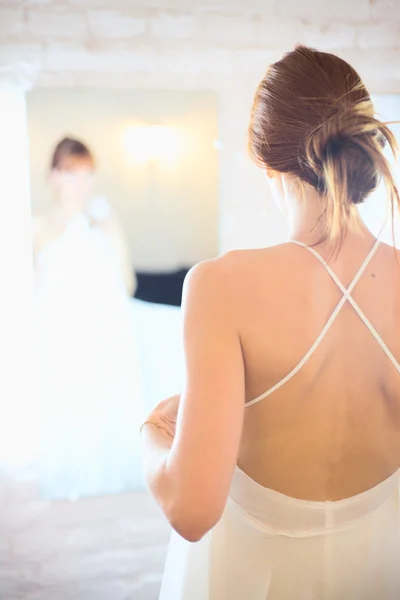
[26, 88, 219, 501]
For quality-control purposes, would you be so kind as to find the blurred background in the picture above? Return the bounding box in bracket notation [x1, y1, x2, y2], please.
[0, 1, 400, 599]
[28, 88, 219, 271]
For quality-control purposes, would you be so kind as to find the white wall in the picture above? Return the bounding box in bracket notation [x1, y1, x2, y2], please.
[27, 88, 219, 270]
[0, 86, 37, 464]
[359, 94, 400, 247]
[1, 0, 400, 253]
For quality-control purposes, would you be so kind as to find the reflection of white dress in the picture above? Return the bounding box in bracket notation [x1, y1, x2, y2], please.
[34, 213, 145, 500]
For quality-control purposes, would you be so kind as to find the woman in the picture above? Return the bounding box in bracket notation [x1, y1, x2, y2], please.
[141, 47, 400, 599]
[34, 137, 144, 499]
[33, 137, 135, 294]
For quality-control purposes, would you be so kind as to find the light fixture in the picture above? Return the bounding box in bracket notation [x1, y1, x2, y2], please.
[123, 124, 183, 165]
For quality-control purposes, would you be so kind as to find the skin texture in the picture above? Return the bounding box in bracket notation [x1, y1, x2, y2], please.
[141, 171, 400, 542]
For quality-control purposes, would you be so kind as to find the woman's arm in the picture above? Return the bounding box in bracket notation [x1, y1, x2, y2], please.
[141, 257, 245, 542]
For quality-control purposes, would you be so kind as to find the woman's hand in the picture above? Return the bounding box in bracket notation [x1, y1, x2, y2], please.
[142, 394, 180, 442]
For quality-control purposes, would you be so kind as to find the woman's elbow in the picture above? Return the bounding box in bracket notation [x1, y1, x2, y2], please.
[169, 518, 212, 543]
[168, 503, 223, 543]
[172, 523, 206, 543]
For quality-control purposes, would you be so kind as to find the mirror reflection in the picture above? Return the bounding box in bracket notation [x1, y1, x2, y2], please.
[27, 88, 219, 500]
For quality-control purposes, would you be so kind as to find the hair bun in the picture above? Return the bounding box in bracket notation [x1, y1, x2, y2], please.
[249, 46, 399, 243]
[305, 101, 384, 204]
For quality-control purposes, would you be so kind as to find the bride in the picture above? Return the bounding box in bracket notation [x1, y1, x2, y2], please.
[141, 47, 400, 599]
[33, 137, 144, 500]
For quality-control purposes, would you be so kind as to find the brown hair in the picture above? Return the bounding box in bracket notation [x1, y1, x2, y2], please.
[51, 137, 94, 170]
[249, 45, 399, 246]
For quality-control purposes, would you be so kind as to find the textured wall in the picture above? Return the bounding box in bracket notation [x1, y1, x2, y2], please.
[1, 0, 400, 251]
[0, 0, 399, 92]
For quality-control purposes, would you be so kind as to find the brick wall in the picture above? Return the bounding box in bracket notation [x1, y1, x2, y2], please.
[1, 1, 400, 90]
[1, 0, 399, 251]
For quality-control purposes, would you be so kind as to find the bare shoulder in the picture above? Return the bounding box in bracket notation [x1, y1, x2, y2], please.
[377, 241, 400, 281]
[184, 251, 250, 287]
[219, 245, 290, 267]
[183, 257, 224, 294]
[184, 244, 290, 296]
[379, 239, 400, 259]
[211, 244, 292, 276]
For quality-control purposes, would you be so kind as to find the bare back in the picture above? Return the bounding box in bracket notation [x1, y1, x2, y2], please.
[226, 232, 400, 501]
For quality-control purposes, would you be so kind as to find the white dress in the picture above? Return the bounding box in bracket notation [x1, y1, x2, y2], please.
[34, 212, 145, 499]
[160, 238, 400, 600]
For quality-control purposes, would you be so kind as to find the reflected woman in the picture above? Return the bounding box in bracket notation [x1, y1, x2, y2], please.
[34, 137, 144, 500]
[33, 137, 135, 294]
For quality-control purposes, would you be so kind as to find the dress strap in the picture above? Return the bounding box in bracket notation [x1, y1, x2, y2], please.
[292, 238, 400, 373]
[246, 238, 398, 408]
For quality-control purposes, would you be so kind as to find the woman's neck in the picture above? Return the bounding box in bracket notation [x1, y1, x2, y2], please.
[287, 191, 371, 247]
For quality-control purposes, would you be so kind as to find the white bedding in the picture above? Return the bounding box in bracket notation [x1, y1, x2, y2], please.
[130, 298, 184, 411]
